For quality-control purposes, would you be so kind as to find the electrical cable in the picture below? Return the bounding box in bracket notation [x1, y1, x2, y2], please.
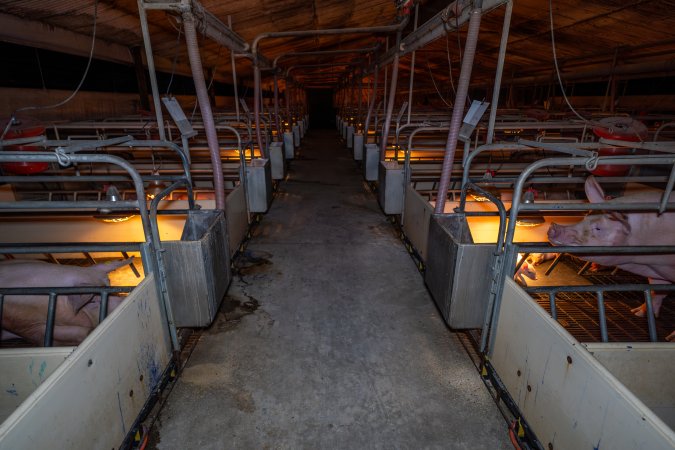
[548, 0, 595, 125]
[427, 62, 453, 109]
[1, 0, 99, 140]
[165, 22, 184, 95]
[445, 32, 456, 97]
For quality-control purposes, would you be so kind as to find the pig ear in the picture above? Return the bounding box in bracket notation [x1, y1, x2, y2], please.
[607, 212, 632, 235]
[585, 176, 606, 203]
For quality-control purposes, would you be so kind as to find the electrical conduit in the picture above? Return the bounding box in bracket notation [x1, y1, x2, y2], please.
[183, 12, 227, 210]
[434, 2, 483, 214]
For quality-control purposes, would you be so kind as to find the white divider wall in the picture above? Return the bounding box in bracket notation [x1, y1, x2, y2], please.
[0, 274, 172, 449]
[490, 278, 675, 449]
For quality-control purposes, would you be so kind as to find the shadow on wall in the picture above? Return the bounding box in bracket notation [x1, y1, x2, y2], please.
[307, 88, 335, 129]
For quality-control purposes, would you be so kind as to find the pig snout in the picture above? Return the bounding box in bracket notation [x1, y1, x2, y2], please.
[547, 222, 579, 246]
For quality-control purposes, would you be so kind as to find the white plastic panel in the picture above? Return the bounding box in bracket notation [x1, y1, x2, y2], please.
[584, 343, 675, 430]
[0, 348, 74, 422]
[490, 278, 675, 449]
[0, 274, 172, 449]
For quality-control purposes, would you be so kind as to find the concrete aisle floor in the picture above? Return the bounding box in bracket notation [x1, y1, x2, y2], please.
[151, 130, 510, 449]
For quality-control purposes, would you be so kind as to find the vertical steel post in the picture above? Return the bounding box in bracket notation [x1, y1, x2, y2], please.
[253, 63, 267, 158]
[364, 66, 379, 144]
[406, 3, 419, 125]
[379, 31, 402, 161]
[486, 0, 512, 145]
[274, 71, 281, 138]
[228, 16, 240, 121]
[136, 0, 166, 140]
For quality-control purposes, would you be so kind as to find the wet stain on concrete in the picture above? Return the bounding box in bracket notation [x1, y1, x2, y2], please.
[210, 295, 260, 333]
[233, 250, 274, 278]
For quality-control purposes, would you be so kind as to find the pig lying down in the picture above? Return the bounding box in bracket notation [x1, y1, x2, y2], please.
[0, 258, 131, 346]
[548, 176, 675, 321]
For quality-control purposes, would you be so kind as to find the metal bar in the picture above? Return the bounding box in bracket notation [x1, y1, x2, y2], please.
[596, 291, 609, 343]
[659, 163, 675, 214]
[99, 291, 110, 324]
[122, 251, 141, 278]
[148, 181, 188, 351]
[363, 65, 379, 145]
[0, 244, 142, 254]
[381, 0, 507, 66]
[379, 30, 402, 161]
[407, 3, 419, 125]
[44, 293, 58, 347]
[252, 19, 408, 57]
[136, 0, 166, 141]
[549, 291, 557, 320]
[644, 290, 658, 342]
[486, 0, 513, 144]
[228, 15, 240, 121]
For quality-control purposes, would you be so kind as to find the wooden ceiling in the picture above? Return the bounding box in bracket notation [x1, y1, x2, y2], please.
[1, 0, 674, 95]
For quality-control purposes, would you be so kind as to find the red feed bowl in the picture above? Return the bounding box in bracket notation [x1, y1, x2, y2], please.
[1, 122, 49, 175]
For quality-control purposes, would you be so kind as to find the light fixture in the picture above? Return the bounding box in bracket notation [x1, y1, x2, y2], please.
[471, 170, 500, 202]
[94, 185, 135, 223]
[146, 171, 167, 200]
[516, 189, 545, 227]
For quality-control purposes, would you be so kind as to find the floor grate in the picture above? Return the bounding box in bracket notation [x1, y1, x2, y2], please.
[530, 258, 675, 342]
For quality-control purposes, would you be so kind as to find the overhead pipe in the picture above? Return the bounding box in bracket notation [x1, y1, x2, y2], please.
[406, 3, 419, 125]
[379, 30, 403, 161]
[273, 71, 281, 138]
[378, 0, 506, 67]
[144, 0, 249, 54]
[434, 1, 484, 214]
[228, 15, 240, 121]
[486, 0, 513, 144]
[182, 12, 226, 210]
[136, 0, 166, 140]
[364, 65, 380, 144]
[251, 16, 409, 152]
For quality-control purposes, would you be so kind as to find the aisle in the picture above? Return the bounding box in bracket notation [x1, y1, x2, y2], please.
[151, 130, 509, 449]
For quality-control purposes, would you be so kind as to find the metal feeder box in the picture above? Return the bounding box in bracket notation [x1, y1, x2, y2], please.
[363, 143, 380, 181]
[353, 133, 364, 160]
[163, 209, 231, 327]
[424, 213, 494, 329]
[378, 160, 404, 214]
[283, 132, 294, 159]
[269, 142, 286, 180]
[246, 157, 273, 213]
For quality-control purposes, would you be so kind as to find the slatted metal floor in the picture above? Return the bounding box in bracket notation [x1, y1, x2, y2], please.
[530, 257, 675, 342]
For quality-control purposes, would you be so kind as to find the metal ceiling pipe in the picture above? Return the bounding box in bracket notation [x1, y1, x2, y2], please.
[364, 66, 379, 144]
[136, 0, 166, 141]
[407, 3, 419, 125]
[379, 0, 506, 66]
[228, 15, 240, 121]
[486, 0, 512, 144]
[144, 0, 249, 54]
[434, 1, 483, 214]
[252, 19, 409, 57]
[379, 31, 403, 161]
[182, 12, 226, 210]
[253, 64, 268, 159]
[273, 71, 281, 137]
